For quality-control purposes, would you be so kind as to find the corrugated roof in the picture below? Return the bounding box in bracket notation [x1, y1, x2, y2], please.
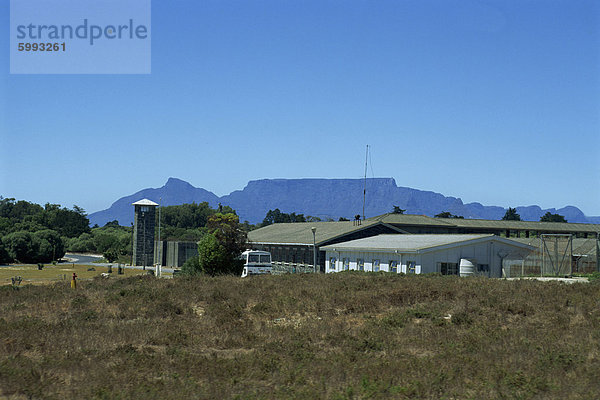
[368, 213, 456, 227]
[448, 218, 600, 232]
[321, 234, 534, 253]
[372, 213, 600, 233]
[132, 199, 159, 206]
[248, 220, 404, 246]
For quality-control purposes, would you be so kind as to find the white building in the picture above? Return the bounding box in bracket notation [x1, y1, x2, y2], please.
[321, 234, 535, 277]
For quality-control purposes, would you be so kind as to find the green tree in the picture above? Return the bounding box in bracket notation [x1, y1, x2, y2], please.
[181, 254, 201, 275]
[160, 202, 215, 229]
[261, 209, 307, 226]
[240, 220, 256, 232]
[94, 231, 120, 253]
[190, 233, 228, 276]
[0, 241, 10, 264]
[2, 230, 65, 263]
[207, 213, 247, 265]
[32, 230, 65, 262]
[392, 206, 405, 214]
[540, 212, 567, 223]
[46, 204, 90, 237]
[435, 211, 453, 218]
[0, 199, 44, 221]
[502, 208, 521, 221]
[186, 213, 247, 276]
[66, 232, 96, 253]
[435, 211, 464, 219]
[3, 231, 35, 263]
[103, 248, 119, 263]
[266, 209, 282, 225]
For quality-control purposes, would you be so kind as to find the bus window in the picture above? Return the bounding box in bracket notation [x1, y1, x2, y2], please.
[260, 254, 271, 263]
[248, 254, 260, 263]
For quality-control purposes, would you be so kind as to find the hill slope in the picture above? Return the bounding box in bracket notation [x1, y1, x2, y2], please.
[88, 178, 219, 226]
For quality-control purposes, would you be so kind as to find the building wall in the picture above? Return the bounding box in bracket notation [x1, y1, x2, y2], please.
[154, 240, 167, 266]
[156, 241, 198, 268]
[251, 243, 325, 271]
[250, 223, 404, 272]
[133, 205, 156, 267]
[324, 240, 531, 278]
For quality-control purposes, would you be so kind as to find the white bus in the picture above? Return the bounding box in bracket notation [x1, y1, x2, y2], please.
[241, 250, 272, 277]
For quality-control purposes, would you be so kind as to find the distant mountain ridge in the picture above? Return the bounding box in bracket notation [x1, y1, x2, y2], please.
[88, 177, 600, 226]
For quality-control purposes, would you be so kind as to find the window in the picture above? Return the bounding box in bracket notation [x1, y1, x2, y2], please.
[477, 264, 489, 273]
[407, 261, 416, 274]
[440, 262, 459, 275]
[329, 257, 337, 272]
[390, 260, 398, 273]
[357, 258, 364, 271]
[373, 259, 380, 272]
[260, 254, 271, 263]
[140, 206, 150, 213]
[343, 258, 350, 271]
[248, 254, 259, 263]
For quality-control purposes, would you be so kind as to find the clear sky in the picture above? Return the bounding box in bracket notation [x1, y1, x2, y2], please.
[1, 0, 599, 216]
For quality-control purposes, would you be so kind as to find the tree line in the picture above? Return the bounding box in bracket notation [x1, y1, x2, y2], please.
[0, 197, 90, 264]
[501, 207, 567, 223]
[0, 197, 252, 267]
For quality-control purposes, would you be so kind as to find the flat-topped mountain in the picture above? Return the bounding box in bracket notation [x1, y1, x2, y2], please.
[87, 177, 600, 226]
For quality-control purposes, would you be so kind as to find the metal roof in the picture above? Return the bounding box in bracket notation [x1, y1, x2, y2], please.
[248, 220, 405, 246]
[321, 234, 535, 254]
[372, 213, 600, 233]
[132, 199, 159, 206]
[368, 213, 456, 227]
[448, 218, 600, 232]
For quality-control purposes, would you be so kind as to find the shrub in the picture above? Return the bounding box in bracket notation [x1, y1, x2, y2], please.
[181, 255, 201, 276]
[103, 249, 119, 263]
[196, 233, 228, 276]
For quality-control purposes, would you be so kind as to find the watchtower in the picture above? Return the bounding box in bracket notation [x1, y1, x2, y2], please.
[132, 199, 158, 267]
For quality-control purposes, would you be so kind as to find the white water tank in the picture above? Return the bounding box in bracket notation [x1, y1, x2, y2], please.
[459, 259, 476, 277]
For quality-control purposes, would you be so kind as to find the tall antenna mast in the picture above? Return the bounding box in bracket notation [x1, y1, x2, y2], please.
[362, 144, 368, 220]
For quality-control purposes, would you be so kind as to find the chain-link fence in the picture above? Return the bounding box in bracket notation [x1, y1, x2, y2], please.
[503, 237, 598, 278]
[271, 261, 317, 274]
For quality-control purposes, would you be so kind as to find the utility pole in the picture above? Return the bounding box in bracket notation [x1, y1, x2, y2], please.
[158, 197, 161, 267]
[312, 227, 317, 273]
[362, 144, 368, 220]
[596, 232, 600, 272]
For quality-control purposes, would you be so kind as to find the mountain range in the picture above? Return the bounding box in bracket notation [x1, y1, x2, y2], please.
[88, 177, 600, 227]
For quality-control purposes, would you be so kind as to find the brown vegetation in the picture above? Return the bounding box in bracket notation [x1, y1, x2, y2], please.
[1, 273, 600, 399]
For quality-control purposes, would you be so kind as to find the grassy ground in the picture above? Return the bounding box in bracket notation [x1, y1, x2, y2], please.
[0, 263, 149, 287]
[1, 272, 599, 399]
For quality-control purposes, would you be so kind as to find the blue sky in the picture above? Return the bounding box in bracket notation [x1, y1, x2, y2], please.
[1, 0, 599, 216]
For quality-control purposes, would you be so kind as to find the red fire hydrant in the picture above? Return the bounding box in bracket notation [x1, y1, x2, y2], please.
[71, 272, 77, 289]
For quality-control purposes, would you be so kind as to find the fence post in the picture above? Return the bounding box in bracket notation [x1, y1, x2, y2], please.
[596, 232, 600, 272]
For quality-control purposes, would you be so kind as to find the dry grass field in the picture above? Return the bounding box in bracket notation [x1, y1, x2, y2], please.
[0, 264, 149, 287]
[1, 272, 599, 399]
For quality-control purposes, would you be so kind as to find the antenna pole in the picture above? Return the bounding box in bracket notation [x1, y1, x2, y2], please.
[158, 197, 161, 266]
[363, 145, 368, 220]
